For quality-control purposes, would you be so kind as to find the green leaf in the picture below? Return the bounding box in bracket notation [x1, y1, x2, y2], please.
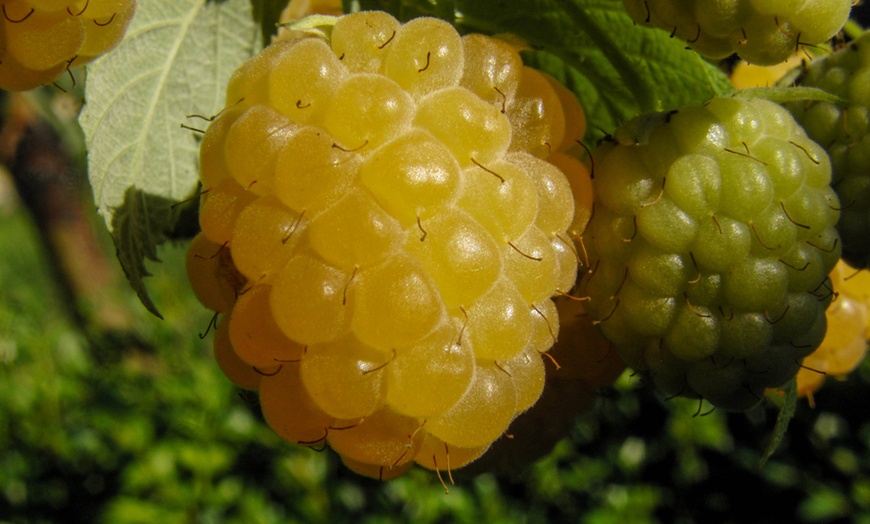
[80, 0, 261, 316]
[759, 378, 798, 468]
[109, 189, 181, 319]
[353, 0, 734, 141]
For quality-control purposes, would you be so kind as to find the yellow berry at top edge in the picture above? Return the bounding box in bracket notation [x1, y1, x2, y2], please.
[0, 0, 137, 91]
[73, 0, 136, 64]
[26, 0, 79, 11]
[5, 8, 84, 71]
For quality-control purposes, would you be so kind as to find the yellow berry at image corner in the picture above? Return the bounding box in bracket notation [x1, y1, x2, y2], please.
[0, 0, 137, 91]
[190, 9, 596, 480]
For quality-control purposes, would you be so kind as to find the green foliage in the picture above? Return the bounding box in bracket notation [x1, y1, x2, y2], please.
[108, 189, 181, 317]
[252, 0, 296, 47]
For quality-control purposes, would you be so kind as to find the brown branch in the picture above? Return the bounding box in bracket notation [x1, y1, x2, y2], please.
[0, 92, 138, 344]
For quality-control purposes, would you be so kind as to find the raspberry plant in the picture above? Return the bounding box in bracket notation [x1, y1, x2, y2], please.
[7, 0, 863, 491]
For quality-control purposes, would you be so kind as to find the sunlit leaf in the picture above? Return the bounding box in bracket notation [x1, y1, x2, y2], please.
[80, 0, 260, 315]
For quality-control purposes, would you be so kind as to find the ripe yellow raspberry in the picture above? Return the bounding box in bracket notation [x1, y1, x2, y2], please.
[796, 261, 870, 404]
[188, 11, 592, 479]
[0, 0, 136, 91]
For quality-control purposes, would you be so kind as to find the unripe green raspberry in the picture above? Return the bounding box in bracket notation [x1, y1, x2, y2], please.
[621, 0, 852, 66]
[785, 30, 870, 269]
[582, 96, 840, 411]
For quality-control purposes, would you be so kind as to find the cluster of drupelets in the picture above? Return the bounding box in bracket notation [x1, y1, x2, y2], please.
[0, 0, 136, 91]
[728, 28, 870, 404]
[784, 31, 870, 401]
[581, 96, 843, 411]
[786, 30, 870, 268]
[452, 291, 627, 476]
[621, 0, 853, 65]
[186, 6, 870, 478]
[186, 11, 600, 480]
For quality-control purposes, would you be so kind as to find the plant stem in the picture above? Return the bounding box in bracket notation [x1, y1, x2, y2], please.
[0, 92, 135, 339]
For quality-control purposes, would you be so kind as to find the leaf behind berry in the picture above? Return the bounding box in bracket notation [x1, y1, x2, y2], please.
[80, 0, 260, 315]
